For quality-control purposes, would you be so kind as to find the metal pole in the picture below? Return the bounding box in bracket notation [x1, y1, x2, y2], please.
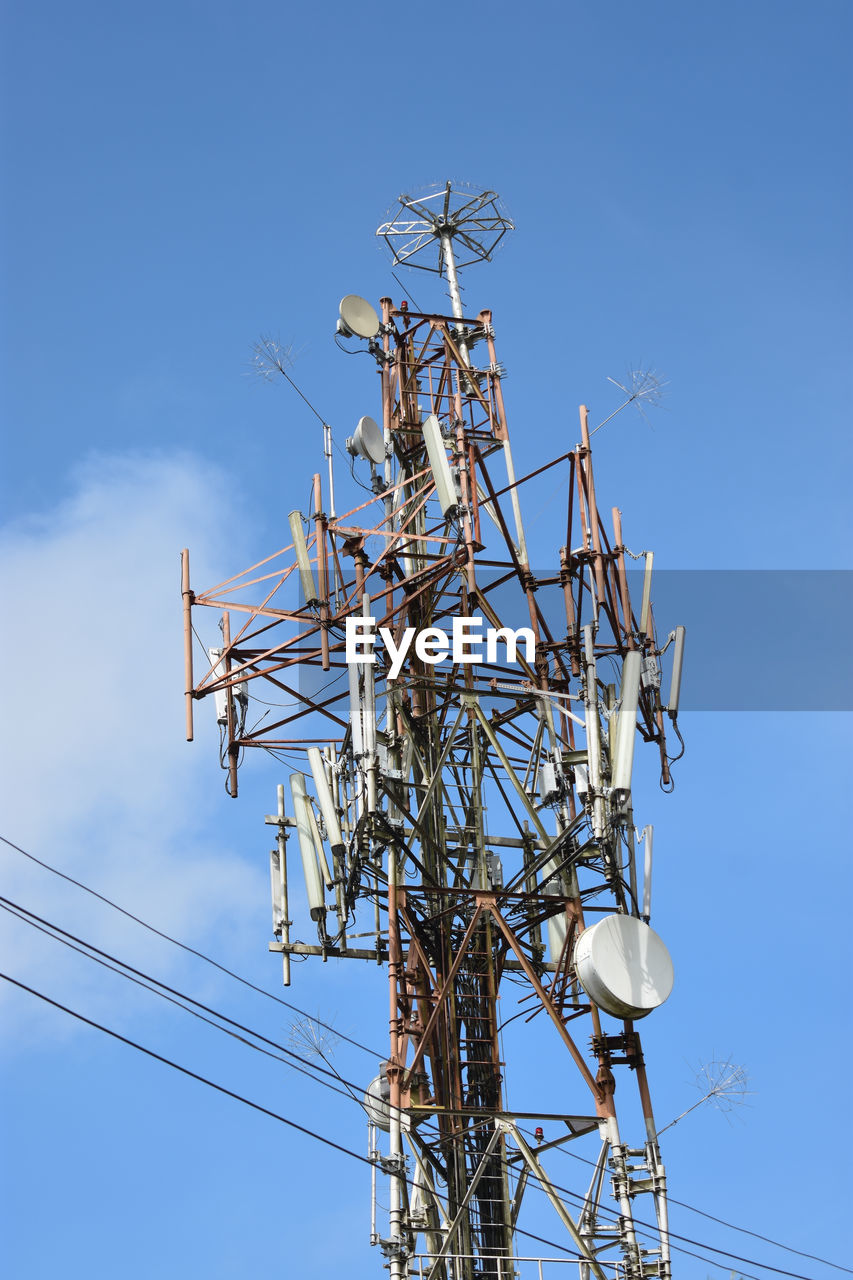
[479, 312, 530, 565]
[501, 436, 530, 569]
[503, 1124, 608, 1280]
[277, 783, 291, 986]
[387, 848, 406, 1280]
[425, 1127, 503, 1280]
[181, 548, 194, 741]
[323, 423, 336, 519]
[221, 610, 239, 798]
[439, 231, 475, 399]
[440, 232, 465, 325]
[579, 408, 607, 613]
[313, 473, 330, 671]
[582, 625, 605, 839]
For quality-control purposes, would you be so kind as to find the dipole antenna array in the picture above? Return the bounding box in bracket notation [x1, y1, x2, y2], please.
[181, 180, 686, 1280]
[378, 181, 514, 324]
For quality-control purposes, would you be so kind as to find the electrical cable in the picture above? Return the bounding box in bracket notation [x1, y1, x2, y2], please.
[2, 953, 834, 1279]
[0, 966, 746, 1278]
[0, 832, 382, 1061]
[666, 1196, 844, 1275]
[0, 892, 442, 1137]
[1, 970, 375, 1169]
[0, 969, 590, 1271]
[513, 1219, 749, 1279]
[515, 1123, 843, 1278]
[391, 270, 423, 310]
[3, 836, 844, 1275]
[509, 1166, 822, 1280]
[269, 362, 328, 430]
[348, 449, 379, 497]
[0, 896, 368, 1109]
[334, 334, 375, 358]
[1, 959, 814, 1280]
[535, 1130, 849, 1276]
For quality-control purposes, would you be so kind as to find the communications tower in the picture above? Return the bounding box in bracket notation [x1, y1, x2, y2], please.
[181, 181, 686, 1279]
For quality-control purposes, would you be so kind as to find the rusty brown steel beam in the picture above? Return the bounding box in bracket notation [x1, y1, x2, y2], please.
[480, 898, 602, 1105]
[181, 548, 194, 742]
[402, 902, 488, 1086]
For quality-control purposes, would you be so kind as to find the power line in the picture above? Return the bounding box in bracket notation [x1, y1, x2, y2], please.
[529, 1127, 850, 1276]
[514, 1174, 821, 1280]
[1, 970, 374, 1169]
[0, 831, 381, 1060]
[3, 835, 843, 1277]
[670, 1198, 842, 1275]
[0, 891, 431, 1133]
[391, 269, 424, 310]
[0, 897, 361, 1109]
[4, 965, 834, 1280]
[0, 970, 555, 1236]
[513, 1124, 838, 1279]
[0, 969, 806, 1280]
[511, 1224, 765, 1280]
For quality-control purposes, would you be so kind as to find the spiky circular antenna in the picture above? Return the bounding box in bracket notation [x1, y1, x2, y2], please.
[288, 1013, 340, 1060]
[250, 335, 297, 381]
[591, 366, 669, 437]
[607, 367, 669, 410]
[656, 1054, 752, 1136]
[693, 1056, 752, 1116]
[376, 180, 514, 275]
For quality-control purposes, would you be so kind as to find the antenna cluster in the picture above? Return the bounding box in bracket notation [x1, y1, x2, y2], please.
[181, 182, 687, 1280]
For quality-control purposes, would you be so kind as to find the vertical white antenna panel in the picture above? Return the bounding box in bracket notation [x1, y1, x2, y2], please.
[308, 746, 344, 854]
[421, 414, 458, 518]
[642, 825, 654, 921]
[347, 660, 366, 820]
[583, 625, 605, 838]
[288, 510, 319, 606]
[289, 772, 325, 919]
[348, 662, 364, 759]
[668, 626, 686, 718]
[611, 650, 642, 803]
[306, 797, 334, 889]
[269, 848, 284, 935]
[207, 647, 228, 724]
[361, 596, 377, 756]
[639, 552, 654, 635]
[361, 595, 378, 814]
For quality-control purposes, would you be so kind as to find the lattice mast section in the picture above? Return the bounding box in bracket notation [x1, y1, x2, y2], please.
[181, 183, 686, 1280]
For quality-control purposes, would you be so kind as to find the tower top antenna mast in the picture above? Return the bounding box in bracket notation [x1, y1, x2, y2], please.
[377, 180, 514, 321]
[184, 179, 686, 1280]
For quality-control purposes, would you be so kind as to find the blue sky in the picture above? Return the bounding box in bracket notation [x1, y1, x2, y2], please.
[1, 3, 851, 1277]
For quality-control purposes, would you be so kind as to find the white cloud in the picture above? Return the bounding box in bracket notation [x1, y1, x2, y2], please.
[0, 452, 265, 1040]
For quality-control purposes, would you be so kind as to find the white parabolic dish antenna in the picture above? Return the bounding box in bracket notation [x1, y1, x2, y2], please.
[339, 294, 381, 339]
[348, 414, 381, 465]
[348, 415, 385, 465]
[363, 1073, 391, 1131]
[573, 914, 674, 1020]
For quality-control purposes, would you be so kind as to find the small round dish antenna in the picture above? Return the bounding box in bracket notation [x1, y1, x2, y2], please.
[573, 914, 673, 1020]
[346, 415, 385, 465]
[338, 294, 381, 339]
[363, 1072, 391, 1131]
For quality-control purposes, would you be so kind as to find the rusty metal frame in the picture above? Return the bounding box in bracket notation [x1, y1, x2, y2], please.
[184, 292, 679, 1280]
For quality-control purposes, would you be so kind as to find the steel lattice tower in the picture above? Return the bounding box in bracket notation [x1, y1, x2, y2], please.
[182, 182, 686, 1280]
